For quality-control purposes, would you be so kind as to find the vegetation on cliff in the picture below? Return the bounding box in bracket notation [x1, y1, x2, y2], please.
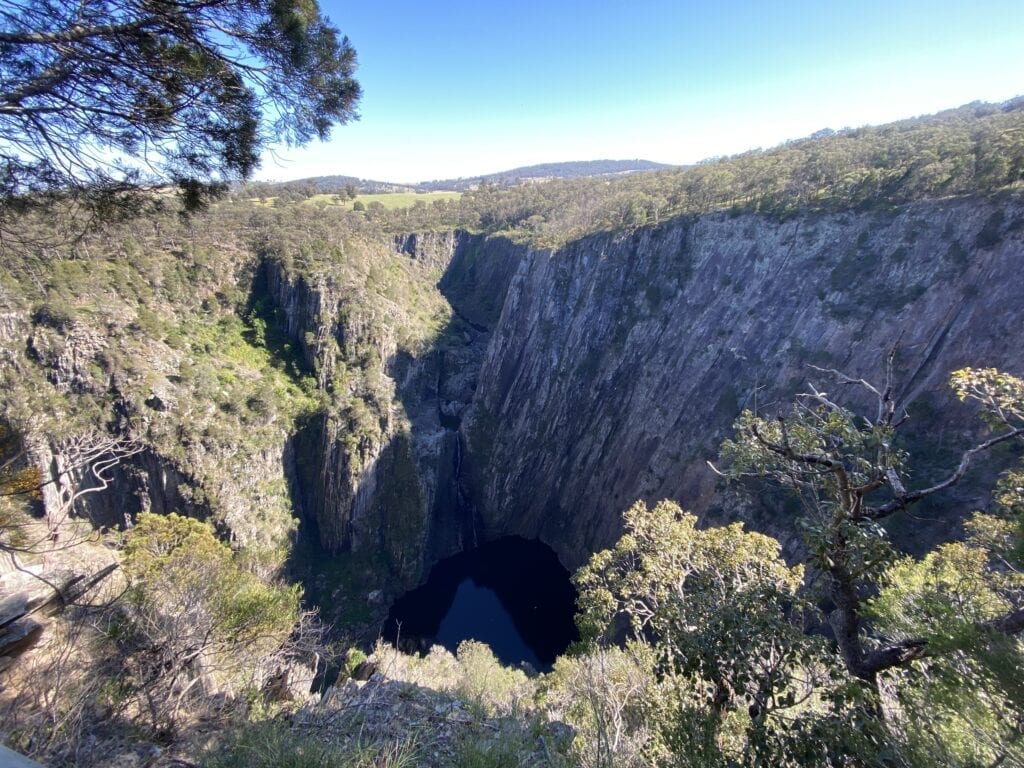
[457, 98, 1024, 245]
[238, 98, 1024, 247]
[569, 367, 1024, 766]
[1, 99, 1023, 766]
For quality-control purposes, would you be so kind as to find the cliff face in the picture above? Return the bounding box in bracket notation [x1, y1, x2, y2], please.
[263, 254, 407, 569]
[17, 305, 306, 557]
[261, 232, 512, 585]
[13, 194, 1019, 599]
[457, 196, 1024, 567]
[257, 194, 1024, 585]
[0, 214, 319, 564]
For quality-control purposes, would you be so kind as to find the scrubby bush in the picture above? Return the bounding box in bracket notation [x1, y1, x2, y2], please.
[31, 300, 78, 330]
[455, 641, 534, 718]
[541, 644, 664, 768]
[567, 367, 1024, 767]
[116, 513, 303, 732]
[344, 646, 368, 678]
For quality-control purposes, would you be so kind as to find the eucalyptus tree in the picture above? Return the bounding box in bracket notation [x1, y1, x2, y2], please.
[575, 364, 1024, 766]
[0, 0, 361, 225]
[719, 365, 1024, 687]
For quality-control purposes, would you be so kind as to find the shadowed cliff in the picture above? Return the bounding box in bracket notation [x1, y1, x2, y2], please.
[260, 192, 1024, 597]
[458, 195, 1024, 567]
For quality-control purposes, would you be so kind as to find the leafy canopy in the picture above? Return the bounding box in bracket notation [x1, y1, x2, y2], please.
[571, 367, 1024, 766]
[574, 500, 880, 766]
[0, 0, 361, 215]
[121, 512, 300, 680]
[716, 365, 1024, 764]
[575, 501, 815, 712]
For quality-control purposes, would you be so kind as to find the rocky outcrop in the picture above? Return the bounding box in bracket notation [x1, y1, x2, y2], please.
[262, 259, 344, 389]
[5, 192, 1020, 614]
[459, 195, 1024, 567]
[26, 321, 109, 395]
[264, 238, 480, 582]
[264, 255, 391, 556]
[393, 231, 461, 271]
[34, 442, 206, 531]
[20, 321, 215, 535]
[10, 287, 303, 556]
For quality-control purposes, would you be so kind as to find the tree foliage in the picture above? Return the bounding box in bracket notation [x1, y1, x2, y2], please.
[719, 365, 1024, 683]
[574, 500, 888, 766]
[117, 512, 302, 731]
[0, 422, 39, 559]
[575, 501, 809, 694]
[0, 0, 361, 218]
[865, 468, 1024, 765]
[574, 366, 1024, 766]
[0, 422, 39, 500]
[542, 643, 664, 768]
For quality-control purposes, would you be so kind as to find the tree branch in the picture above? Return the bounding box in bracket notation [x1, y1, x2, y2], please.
[865, 426, 1024, 519]
[0, 19, 157, 45]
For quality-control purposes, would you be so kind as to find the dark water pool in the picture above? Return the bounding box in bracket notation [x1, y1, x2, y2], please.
[383, 537, 579, 671]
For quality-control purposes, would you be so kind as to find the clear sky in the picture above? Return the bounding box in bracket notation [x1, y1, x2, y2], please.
[254, 0, 1024, 184]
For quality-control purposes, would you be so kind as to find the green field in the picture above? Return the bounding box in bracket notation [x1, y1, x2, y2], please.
[248, 190, 462, 210]
[308, 190, 462, 209]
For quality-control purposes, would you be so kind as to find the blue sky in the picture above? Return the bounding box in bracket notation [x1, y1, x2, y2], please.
[255, 0, 1024, 184]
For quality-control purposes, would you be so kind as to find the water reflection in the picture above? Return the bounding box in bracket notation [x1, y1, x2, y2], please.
[384, 537, 578, 670]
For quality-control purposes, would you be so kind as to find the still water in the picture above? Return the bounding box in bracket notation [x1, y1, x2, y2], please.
[384, 537, 579, 671]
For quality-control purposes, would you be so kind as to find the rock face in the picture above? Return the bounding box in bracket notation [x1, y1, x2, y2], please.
[15, 193, 1020, 596]
[262, 256, 398, 555]
[5, 192, 1021, 608]
[35, 443, 205, 531]
[255, 231, 536, 587]
[262, 233, 502, 584]
[256, 194, 1024, 585]
[457, 195, 1024, 568]
[10, 258, 309, 558]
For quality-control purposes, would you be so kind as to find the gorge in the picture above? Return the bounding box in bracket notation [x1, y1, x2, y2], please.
[1, 1, 1023, 757]
[283, 195, 1024, 626]
[3, 107, 1024, 763]
[8, 192, 1024, 639]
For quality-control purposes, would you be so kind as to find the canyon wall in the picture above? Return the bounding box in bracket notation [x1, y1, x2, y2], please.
[260, 231, 531, 586]
[456, 195, 1024, 567]
[16, 193, 1023, 597]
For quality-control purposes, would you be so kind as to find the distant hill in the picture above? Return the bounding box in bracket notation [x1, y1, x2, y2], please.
[239, 175, 416, 201]
[250, 159, 672, 198]
[417, 159, 674, 191]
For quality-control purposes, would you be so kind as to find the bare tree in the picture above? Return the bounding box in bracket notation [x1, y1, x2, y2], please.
[39, 432, 144, 540]
[1, 429, 141, 580]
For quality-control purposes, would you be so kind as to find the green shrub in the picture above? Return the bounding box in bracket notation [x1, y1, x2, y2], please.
[455, 641, 534, 718]
[541, 644, 664, 768]
[118, 513, 302, 730]
[32, 301, 77, 330]
[344, 647, 368, 678]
